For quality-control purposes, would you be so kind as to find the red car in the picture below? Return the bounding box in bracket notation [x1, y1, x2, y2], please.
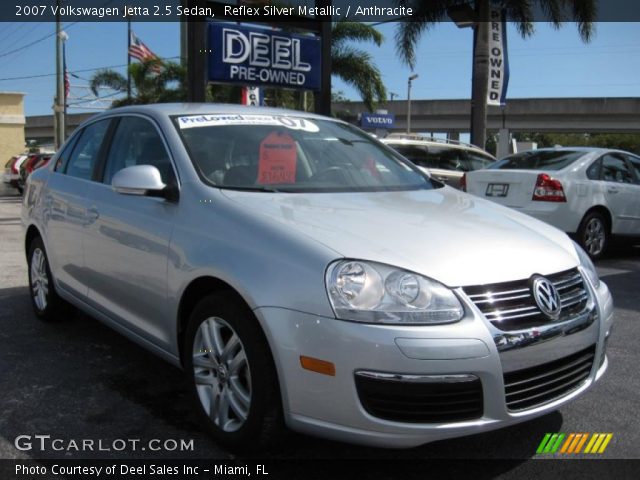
[18, 154, 53, 192]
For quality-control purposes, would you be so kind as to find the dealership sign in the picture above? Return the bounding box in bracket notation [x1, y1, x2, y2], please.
[208, 23, 321, 91]
[360, 113, 395, 129]
[486, 7, 510, 106]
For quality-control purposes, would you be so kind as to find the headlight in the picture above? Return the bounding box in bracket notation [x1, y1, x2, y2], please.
[326, 260, 464, 324]
[573, 241, 600, 289]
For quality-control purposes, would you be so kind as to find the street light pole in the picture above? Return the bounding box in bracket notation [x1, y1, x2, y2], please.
[406, 73, 418, 134]
[54, 0, 65, 150]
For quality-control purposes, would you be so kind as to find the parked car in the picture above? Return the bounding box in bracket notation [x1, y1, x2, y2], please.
[465, 147, 640, 259]
[3, 154, 28, 193]
[382, 134, 495, 189]
[23, 105, 612, 452]
[18, 153, 52, 192]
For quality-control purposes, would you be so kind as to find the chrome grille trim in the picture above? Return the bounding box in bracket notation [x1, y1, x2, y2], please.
[462, 268, 589, 331]
[503, 345, 595, 411]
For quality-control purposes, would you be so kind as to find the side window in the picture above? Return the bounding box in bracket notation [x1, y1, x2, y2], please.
[601, 154, 634, 184]
[392, 145, 434, 168]
[466, 151, 494, 171]
[65, 119, 111, 180]
[623, 154, 640, 184]
[586, 159, 602, 180]
[103, 116, 175, 185]
[54, 132, 80, 172]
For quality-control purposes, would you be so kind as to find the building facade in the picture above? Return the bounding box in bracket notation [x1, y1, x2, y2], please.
[0, 92, 26, 162]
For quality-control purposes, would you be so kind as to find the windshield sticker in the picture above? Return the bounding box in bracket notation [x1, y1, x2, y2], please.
[177, 114, 319, 132]
[258, 131, 297, 184]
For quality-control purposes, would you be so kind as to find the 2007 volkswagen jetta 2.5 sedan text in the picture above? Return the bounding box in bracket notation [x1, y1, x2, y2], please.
[22, 104, 613, 451]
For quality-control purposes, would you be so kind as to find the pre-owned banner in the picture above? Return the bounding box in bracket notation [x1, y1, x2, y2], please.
[208, 22, 321, 91]
[486, 7, 510, 106]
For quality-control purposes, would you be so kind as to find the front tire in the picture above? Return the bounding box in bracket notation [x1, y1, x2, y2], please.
[184, 292, 284, 452]
[577, 211, 609, 260]
[27, 237, 73, 321]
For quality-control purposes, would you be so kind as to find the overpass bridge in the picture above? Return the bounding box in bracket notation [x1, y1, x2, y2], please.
[25, 97, 640, 157]
[334, 97, 640, 157]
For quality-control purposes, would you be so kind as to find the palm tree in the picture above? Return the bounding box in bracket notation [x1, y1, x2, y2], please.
[395, 0, 596, 148]
[90, 58, 186, 107]
[331, 21, 388, 112]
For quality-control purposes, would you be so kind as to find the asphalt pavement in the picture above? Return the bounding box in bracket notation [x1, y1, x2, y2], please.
[0, 184, 638, 476]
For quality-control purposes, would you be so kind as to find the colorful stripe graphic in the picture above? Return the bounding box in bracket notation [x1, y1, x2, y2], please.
[537, 433, 613, 454]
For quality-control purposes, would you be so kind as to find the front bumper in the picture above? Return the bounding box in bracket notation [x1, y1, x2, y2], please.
[254, 279, 613, 448]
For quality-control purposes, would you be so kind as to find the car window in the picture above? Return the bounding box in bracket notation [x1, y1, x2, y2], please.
[54, 132, 81, 172]
[601, 154, 634, 184]
[64, 120, 111, 180]
[389, 145, 436, 169]
[175, 115, 433, 193]
[466, 151, 494, 171]
[103, 116, 175, 185]
[491, 150, 584, 170]
[586, 159, 602, 180]
[622, 154, 640, 184]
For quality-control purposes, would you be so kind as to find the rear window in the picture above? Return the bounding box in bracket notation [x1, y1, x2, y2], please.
[490, 150, 584, 171]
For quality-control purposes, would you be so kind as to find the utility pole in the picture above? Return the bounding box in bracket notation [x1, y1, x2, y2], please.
[127, 20, 132, 101]
[406, 73, 418, 134]
[469, 0, 490, 149]
[62, 32, 68, 139]
[54, 0, 65, 150]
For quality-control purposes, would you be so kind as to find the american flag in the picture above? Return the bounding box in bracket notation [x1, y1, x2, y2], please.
[64, 69, 69, 100]
[63, 47, 69, 101]
[128, 31, 158, 62]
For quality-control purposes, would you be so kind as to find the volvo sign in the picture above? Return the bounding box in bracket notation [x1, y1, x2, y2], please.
[208, 23, 321, 91]
[360, 112, 395, 129]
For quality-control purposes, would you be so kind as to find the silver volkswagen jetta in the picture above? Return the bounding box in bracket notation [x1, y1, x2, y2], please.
[22, 104, 613, 451]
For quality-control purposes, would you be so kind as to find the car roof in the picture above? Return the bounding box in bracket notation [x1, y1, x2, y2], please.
[91, 103, 337, 122]
[383, 137, 495, 156]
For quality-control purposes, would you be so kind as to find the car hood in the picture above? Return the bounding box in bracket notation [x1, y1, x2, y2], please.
[220, 186, 579, 287]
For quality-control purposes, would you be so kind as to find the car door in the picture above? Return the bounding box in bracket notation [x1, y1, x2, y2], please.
[599, 153, 638, 235]
[43, 118, 112, 298]
[83, 115, 179, 349]
[621, 153, 640, 234]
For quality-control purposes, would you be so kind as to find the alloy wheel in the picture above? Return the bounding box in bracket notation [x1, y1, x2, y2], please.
[584, 217, 605, 256]
[192, 317, 252, 432]
[30, 248, 49, 311]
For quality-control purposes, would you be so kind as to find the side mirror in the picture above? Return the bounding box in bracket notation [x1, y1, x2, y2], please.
[112, 165, 175, 200]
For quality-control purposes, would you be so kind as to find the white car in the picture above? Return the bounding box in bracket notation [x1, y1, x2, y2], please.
[465, 147, 640, 259]
[383, 134, 495, 189]
[3, 154, 29, 193]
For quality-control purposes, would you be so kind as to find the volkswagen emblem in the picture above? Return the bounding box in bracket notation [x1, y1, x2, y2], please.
[531, 276, 562, 320]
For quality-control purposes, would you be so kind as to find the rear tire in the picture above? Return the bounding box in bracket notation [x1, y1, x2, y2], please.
[27, 237, 74, 321]
[577, 211, 609, 260]
[184, 292, 284, 452]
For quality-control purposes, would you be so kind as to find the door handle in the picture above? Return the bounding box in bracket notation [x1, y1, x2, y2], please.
[607, 187, 619, 194]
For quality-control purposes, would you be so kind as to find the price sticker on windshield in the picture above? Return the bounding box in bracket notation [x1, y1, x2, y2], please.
[258, 131, 297, 184]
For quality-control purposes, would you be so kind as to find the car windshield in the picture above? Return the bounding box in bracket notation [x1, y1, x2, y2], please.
[173, 114, 435, 193]
[490, 150, 585, 170]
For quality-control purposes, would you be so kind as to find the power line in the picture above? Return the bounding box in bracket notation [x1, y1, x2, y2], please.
[0, 56, 181, 82]
[0, 21, 79, 59]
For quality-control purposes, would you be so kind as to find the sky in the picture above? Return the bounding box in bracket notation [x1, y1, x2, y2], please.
[0, 20, 638, 117]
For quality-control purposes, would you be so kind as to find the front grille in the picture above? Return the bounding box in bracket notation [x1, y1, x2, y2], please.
[463, 268, 588, 331]
[355, 373, 483, 423]
[503, 345, 596, 411]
